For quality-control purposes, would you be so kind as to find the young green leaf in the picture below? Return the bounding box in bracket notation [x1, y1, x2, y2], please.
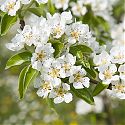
[1, 14, 18, 36]
[28, 7, 45, 17]
[84, 67, 97, 79]
[6, 51, 32, 69]
[92, 83, 109, 96]
[71, 84, 94, 105]
[51, 41, 64, 58]
[69, 45, 93, 56]
[18, 65, 39, 99]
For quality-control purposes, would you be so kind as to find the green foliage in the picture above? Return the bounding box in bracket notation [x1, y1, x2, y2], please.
[0, 14, 18, 36]
[18, 65, 39, 99]
[5, 51, 32, 69]
[70, 45, 93, 56]
[71, 84, 94, 105]
[28, 7, 45, 17]
[51, 41, 64, 58]
[93, 83, 109, 96]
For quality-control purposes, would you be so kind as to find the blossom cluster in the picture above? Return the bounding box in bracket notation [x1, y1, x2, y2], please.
[93, 19, 125, 99]
[5, 11, 97, 104]
[0, 0, 48, 16]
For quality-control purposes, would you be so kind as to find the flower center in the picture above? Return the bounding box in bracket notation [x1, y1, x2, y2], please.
[114, 53, 124, 59]
[53, 26, 62, 36]
[56, 87, 65, 97]
[104, 70, 112, 79]
[6, 2, 15, 11]
[42, 81, 51, 91]
[37, 51, 46, 61]
[74, 72, 82, 82]
[114, 84, 125, 93]
[49, 69, 60, 78]
[71, 31, 80, 39]
[63, 63, 70, 71]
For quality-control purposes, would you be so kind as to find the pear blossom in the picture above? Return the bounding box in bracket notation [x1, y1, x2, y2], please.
[93, 51, 111, 71]
[6, 34, 24, 51]
[99, 64, 119, 84]
[42, 59, 62, 87]
[65, 22, 91, 44]
[1, 0, 20, 16]
[49, 83, 73, 104]
[31, 43, 54, 71]
[34, 77, 53, 98]
[118, 64, 125, 80]
[57, 53, 76, 78]
[52, 0, 69, 10]
[69, 66, 90, 89]
[70, 0, 87, 16]
[111, 79, 125, 99]
[110, 46, 125, 64]
[47, 12, 72, 38]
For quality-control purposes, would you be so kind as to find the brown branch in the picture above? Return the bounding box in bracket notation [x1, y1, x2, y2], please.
[20, 20, 25, 30]
[90, 78, 112, 90]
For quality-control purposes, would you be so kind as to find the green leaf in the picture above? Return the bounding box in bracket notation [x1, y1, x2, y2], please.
[52, 41, 64, 58]
[1, 14, 18, 36]
[69, 45, 93, 56]
[18, 65, 39, 99]
[6, 51, 32, 69]
[71, 84, 94, 105]
[92, 83, 109, 96]
[28, 7, 45, 17]
[84, 67, 97, 79]
[95, 16, 110, 32]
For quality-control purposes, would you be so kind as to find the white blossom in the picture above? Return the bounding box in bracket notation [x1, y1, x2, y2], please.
[111, 79, 125, 99]
[93, 51, 111, 71]
[31, 43, 54, 71]
[69, 66, 90, 89]
[65, 22, 91, 44]
[57, 53, 76, 78]
[47, 12, 72, 38]
[118, 64, 125, 81]
[6, 34, 24, 51]
[70, 0, 87, 16]
[35, 77, 53, 98]
[99, 64, 119, 84]
[52, 0, 69, 10]
[1, 0, 20, 16]
[49, 83, 72, 104]
[110, 46, 125, 64]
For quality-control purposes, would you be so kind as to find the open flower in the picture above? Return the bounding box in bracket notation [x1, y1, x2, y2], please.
[52, 0, 69, 10]
[70, 0, 87, 16]
[57, 53, 76, 78]
[65, 22, 91, 44]
[47, 12, 72, 38]
[110, 46, 125, 64]
[49, 83, 72, 104]
[31, 43, 54, 71]
[99, 64, 119, 84]
[42, 59, 62, 87]
[1, 0, 20, 16]
[6, 34, 25, 51]
[34, 77, 53, 98]
[111, 79, 125, 99]
[93, 51, 111, 71]
[69, 66, 90, 89]
[118, 64, 125, 81]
